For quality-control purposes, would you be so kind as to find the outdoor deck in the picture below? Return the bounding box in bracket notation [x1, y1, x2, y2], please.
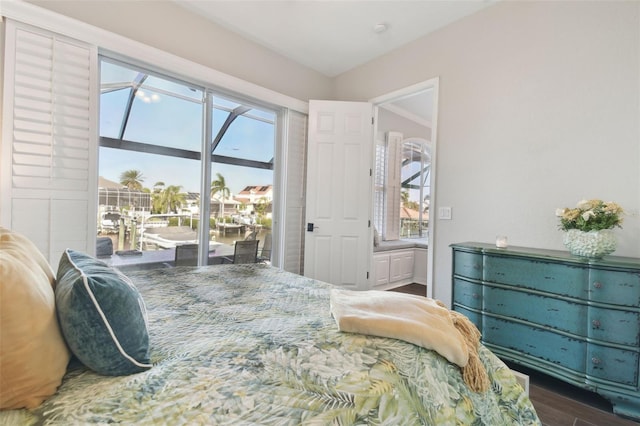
[102, 243, 235, 271]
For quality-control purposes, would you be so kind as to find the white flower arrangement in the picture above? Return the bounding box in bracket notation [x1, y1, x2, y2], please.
[556, 199, 623, 232]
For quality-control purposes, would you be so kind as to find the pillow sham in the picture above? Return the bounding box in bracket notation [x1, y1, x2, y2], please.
[0, 227, 70, 409]
[55, 249, 152, 376]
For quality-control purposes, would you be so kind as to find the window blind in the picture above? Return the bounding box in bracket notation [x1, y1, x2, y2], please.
[373, 139, 386, 235]
[281, 110, 307, 274]
[384, 131, 403, 241]
[1, 21, 97, 266]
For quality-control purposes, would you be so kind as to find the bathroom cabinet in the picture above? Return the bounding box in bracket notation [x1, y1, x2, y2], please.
[372, 249, 414, 288]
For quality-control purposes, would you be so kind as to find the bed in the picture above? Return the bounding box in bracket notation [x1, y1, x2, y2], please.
[2, 261, 540, 425]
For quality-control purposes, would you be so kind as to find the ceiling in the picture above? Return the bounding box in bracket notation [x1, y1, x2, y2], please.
[175, 0, 497, 77]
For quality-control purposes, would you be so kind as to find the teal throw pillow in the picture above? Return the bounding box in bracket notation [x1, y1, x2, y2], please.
[55, 249, 152, 376]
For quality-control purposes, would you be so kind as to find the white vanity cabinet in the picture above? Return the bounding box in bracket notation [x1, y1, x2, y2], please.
[372, 248, 416, 289]
[413, 248, 428, 285]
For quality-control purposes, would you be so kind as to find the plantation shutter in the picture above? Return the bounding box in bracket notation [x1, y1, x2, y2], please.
[372, 138, 386, 237]
[1, 20, 98, 266]
[281, 110, 307, 274]
[384, 131, 402, 241]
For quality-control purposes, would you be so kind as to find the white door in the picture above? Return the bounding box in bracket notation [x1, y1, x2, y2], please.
[304, 100, 373, 289]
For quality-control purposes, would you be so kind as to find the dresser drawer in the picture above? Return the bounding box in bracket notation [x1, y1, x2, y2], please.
[588, 307, 640, 347]
[484, 255, 589, 299]
[588, 269, 640, 307]
[453, 278, 482, 310]
[452, 305, 482, 331]
[587, 343, 639, 387]
[483, 316, 586, 373]
[453, 250, 483, 280]
[484, 286, 587, 337]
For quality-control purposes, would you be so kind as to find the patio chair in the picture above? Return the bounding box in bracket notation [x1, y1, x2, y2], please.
[174, 243, 199, 266]
[221, 239, 259, 264]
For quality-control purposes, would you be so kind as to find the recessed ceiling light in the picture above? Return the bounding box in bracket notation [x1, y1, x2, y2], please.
[373, 23, 388, 34]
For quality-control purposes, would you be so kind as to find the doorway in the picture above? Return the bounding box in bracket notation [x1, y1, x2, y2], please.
[370, 78, 439, 298]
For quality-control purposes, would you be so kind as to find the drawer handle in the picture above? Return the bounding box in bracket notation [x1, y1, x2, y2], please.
[593, 281, 602, 289]
[472, 293, 480, 299]
[591, 357, 601, 365]
[592, 320, 601, 329]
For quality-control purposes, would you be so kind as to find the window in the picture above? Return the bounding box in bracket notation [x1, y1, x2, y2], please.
[98, 58, 276, 266]
[373, 134, 430, 241]
[399, 138, 430, 239]
[373, 86, 434, 244]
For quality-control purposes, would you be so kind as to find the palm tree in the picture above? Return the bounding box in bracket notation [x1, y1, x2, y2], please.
[254, 196, 269, 219]
[211, 173, 230, 219]
[150, 182, 166, 213]
[161, 185, 185, 214]
[153, 181, 165, 192]
[401, 190, 410, 205]
[120, 169, 145, 191]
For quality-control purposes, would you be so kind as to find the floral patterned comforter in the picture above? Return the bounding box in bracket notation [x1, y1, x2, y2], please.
[4, 264, 540, 425]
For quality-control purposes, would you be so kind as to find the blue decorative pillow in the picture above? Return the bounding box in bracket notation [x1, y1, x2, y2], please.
[55, 249, 152, 376]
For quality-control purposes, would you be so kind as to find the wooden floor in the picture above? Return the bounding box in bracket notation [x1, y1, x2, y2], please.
[388, 283, 427, 296]
[389, 284, 640, 426]
[525, 366, 638, 426]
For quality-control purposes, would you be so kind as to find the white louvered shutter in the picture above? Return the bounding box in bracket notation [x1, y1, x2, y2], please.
[1, 21, 98, 267]
[372, 138, 386, 236]
[384, 131, 402, 241]
[281, 110, 307, 274]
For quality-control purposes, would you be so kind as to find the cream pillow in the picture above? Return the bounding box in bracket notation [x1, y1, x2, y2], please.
[0, 227, 70, 409]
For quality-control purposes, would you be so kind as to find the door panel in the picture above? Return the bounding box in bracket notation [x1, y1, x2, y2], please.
[304, 101, 373, 289]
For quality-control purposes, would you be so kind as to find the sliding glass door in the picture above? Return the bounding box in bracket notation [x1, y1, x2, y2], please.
[98, 58, 276, 269]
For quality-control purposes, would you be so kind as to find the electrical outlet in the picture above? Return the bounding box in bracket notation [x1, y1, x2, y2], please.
[438, 207, 452, 220]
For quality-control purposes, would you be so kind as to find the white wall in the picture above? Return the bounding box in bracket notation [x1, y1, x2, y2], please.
[377, 108, 430, 142]
[334, 1, 640, 306]
[5, 1, 639, 307]
[26, 0, 333, 101]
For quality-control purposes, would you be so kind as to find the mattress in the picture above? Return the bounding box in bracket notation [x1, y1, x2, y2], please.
[2, 264, 540, 425]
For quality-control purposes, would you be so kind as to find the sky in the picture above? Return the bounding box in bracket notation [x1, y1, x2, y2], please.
[99, 60, 275, 195]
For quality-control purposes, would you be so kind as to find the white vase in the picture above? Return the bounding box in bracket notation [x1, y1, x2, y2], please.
[563, 229, 617, 258]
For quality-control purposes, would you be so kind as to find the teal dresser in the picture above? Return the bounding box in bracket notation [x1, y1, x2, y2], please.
[451, 242, 640, 420]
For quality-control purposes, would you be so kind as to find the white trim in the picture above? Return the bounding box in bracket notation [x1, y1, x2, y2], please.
[272, 108, 287, 269]
[379, 103, 432, 128]
[1, 0, 308, 114]
[369, 79, 439, 106]
[369, 77, 440, 299]
[426, 79, 439, 300]
[0, 18, 17, 228]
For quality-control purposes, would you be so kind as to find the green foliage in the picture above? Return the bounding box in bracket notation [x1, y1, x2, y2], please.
[556, 199, 624, 232]
[150, 184, 185, 214]
[260, 217, 272, 230]
[119, 169, 144, 190]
